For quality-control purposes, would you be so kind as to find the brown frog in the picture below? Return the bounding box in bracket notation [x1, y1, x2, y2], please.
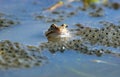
[45, 24, 70, 42]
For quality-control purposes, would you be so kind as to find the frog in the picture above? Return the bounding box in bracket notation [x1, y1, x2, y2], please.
[45, 24, 71, 42]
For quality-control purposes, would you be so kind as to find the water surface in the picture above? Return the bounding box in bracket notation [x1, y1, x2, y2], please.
[0, 0, 120, 77]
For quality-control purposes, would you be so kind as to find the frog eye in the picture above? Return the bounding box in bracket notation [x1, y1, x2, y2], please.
[61, 24, 65, 26]
[48, 24, 57, 31]
[50, 24, 57, 28]
[61, 24, 68, 28]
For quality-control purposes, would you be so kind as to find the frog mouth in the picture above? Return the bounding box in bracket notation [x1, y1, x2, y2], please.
[46, 30, 71, 38]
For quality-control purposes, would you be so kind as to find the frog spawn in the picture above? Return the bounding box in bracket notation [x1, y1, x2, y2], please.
[0, 39, 119, 69]
[40, 40, 88, 54]
[39, 39, 120, 57]
[0, 40, 46, 69]
[75, 22, 120, 48]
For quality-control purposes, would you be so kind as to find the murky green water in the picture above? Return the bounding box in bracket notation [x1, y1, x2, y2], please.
[0, 0, 120, 77]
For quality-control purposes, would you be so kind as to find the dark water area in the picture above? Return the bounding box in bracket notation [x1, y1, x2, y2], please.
[0, 0, 120, 77]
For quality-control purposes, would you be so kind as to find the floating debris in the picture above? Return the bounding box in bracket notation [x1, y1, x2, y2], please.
[34, 1, 79, 23]
[46, 1, 64, 11]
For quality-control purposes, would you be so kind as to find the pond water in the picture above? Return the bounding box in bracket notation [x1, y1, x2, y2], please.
[0, 0, 120, 77]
